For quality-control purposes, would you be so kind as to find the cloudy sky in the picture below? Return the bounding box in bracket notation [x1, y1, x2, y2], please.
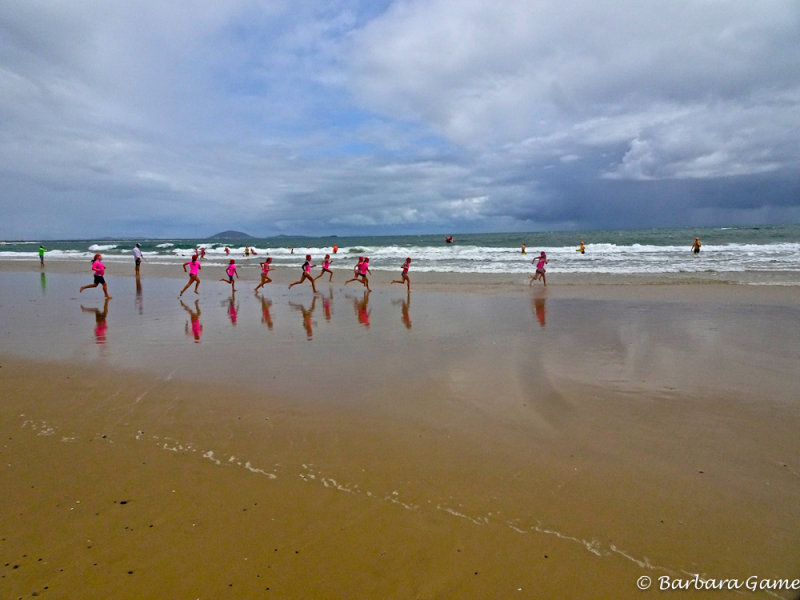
[2, 0, 799, 239]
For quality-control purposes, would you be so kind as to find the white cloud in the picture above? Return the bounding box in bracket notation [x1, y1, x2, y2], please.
[1, 0, 799, 238]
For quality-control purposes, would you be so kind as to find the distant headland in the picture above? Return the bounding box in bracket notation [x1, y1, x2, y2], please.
[209, 230, 255, 240]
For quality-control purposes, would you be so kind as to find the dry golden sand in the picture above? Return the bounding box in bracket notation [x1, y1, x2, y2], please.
[1, 260, 799, 599]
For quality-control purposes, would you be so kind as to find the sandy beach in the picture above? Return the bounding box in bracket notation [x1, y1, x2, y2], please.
[2, 258, 799, 599]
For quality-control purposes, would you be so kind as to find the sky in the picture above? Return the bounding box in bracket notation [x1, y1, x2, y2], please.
[2, 0, 799, 239]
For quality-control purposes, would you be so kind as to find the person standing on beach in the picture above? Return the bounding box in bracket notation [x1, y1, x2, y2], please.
[314, 254, 333, 282]
[288, 254, 318, 292]
[220, 259, 239, 293]
[80, 254, 112, 298]
[180, 255, 201, 296]
[391, 257, 412, 292]
[691, 237, 702, 254]
[38, 245, 46, 266]
[530, 251, 548, 286]
[254, 257, 273, 292]
[132, 243, 144, 276]
[344, 257, 363, 286]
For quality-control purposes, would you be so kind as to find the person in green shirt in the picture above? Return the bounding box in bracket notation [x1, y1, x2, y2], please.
[38, 245, 46, 266]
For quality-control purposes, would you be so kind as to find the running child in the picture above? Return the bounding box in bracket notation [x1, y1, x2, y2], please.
[180, 254, 202, 296]
[358, 257, 372, 292]
[344, 257, 364, 286]
[254, 257, 273, 291]
[220, 259, 239, 292]
[391, 257, 412, 291]
[79, 254, 112, 298]
[530, 251, 548, 286]
[314, 254, 333, 282]
[288, 254, 318, 292]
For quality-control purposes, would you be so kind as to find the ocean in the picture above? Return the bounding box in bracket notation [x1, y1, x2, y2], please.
[3, 225, 799, 285]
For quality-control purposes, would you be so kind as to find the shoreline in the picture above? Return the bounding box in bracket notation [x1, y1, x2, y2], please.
[3, 257, 800, 304]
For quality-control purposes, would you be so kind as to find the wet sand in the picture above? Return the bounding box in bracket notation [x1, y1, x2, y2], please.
[2, 259, 799, 599]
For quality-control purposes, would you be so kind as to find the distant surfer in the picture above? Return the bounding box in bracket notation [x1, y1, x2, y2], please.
[691, 237, 702, 254]
[180, 255, 201, 296]
[445, 235, 453, 244]
[391, 257, 412, 292]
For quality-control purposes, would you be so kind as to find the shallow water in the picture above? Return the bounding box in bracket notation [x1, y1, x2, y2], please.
[2, 271, 798, 415]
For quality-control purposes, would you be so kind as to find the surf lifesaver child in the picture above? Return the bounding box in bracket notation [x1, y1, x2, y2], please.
[315, 254, 333, 282]
[220, 259, 239, 292]
[180, 254, 202, 296]
[530, 251, 548, 286]
[254, 257, 273, 291]
[577, 240, 585, 254]
[80, 254, 112, 299]
[344, 257, 363, 286]
[357, 257, 372, 292]
[288, 254, 318, 293]
[691, 237, 702, 254]
[391, 257, 412, 292]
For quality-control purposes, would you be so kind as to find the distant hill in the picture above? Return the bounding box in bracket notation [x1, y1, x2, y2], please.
[209, 230, 255, 240]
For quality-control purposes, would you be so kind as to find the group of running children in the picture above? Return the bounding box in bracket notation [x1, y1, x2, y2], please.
[176, 253, 413, 297]
[80, 248, 545, 299]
